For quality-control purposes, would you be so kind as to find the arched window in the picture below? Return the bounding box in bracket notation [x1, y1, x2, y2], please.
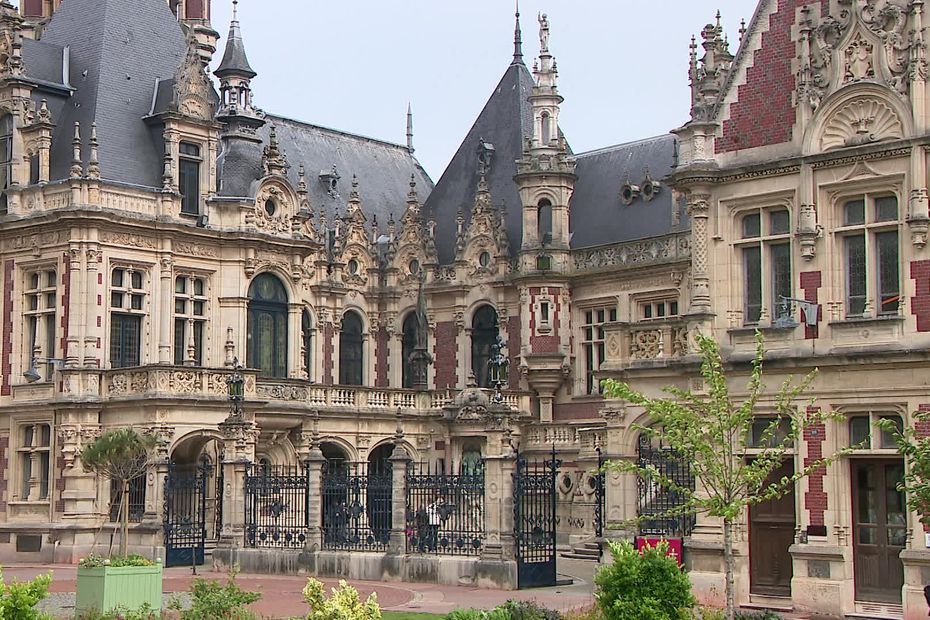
[540, 112, 551, 145]
[471, 305, 499, 388]
[247, 274, 288, 378]
[302, 309, 313, 380]
[401, 313, 418, 388]
[537, 198, 553, 245]
[0, 115, 12, 213]
[339, 311, 364, 386]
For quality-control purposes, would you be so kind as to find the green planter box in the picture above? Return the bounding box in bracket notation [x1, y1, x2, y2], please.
[75, 562, 163, 616]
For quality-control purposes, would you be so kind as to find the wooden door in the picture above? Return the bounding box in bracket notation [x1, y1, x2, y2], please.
[749, 461, 796, 596]
[852, 459, 905, 604]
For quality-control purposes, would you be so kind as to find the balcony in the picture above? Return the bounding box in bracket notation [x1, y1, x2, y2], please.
[41, 366, 535, 415]
[601, 319, 690, 371]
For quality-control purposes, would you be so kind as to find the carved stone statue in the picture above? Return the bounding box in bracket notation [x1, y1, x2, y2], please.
[539, 13, 550, 52]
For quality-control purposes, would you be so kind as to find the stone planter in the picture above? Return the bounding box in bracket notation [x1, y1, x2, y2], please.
[75, 561, 163, 615]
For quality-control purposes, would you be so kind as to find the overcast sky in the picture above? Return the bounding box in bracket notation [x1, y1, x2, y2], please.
[204, 1, 760, 179]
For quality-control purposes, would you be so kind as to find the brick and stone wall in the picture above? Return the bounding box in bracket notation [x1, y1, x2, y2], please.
[433, 321, 457, 389]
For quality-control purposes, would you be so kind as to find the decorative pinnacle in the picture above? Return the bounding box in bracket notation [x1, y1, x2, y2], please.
[87, 122, 100, 180]
[513, 0, 523, 64]
[232, 0, 238, 22]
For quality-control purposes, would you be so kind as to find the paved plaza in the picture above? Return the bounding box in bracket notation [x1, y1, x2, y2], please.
[2, 558, 598, 619]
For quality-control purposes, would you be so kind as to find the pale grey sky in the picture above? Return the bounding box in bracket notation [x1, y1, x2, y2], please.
[28, 1, 761, 179]
[208, 1, 759, 179]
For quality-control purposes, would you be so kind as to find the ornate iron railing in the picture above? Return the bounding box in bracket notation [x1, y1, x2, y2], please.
[636, 435, 695, 538]
[405, 462, 485, 556]
[244, 465, 310, 549]
[109, 473, 146, 523]
[513, 449, 560, 589]
[321, 462, 392, 552]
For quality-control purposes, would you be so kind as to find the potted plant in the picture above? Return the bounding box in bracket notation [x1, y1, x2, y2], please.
[76, 428, 162, 615]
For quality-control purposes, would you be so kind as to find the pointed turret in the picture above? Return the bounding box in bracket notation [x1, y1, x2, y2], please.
[512, 1, 524, 65]
[216, 0, 264, 139]
[406, 104, 414, 154]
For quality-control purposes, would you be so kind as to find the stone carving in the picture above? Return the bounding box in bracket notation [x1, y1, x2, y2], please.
[175, 242, 218, 257]
[844, 33, 875, 82]
[261, 126, 289, 177]
[821, 97, 903, 150]
[172, 39, 215, 120]
[573, 232, 691, 272]
[456, 173, 510, 267]
[630, 329, 662, 360]
[256, 382, 308, 401]
[100, 231, 158, 249]
[250, 184, 293, 235]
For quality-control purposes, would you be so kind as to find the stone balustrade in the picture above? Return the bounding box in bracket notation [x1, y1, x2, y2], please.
[602, 319, 689, 370]
[523, 422, 607, 451]
[43, 366, 532, 415]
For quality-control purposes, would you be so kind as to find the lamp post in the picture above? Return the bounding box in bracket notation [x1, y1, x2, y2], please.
[487, 334, 510, 404]
[226, 358, 245, 421]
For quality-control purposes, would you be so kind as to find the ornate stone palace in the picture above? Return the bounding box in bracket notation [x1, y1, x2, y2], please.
[0, 0, 929, 616]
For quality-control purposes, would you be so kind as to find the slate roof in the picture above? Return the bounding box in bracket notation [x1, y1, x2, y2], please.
[21, 38, 68, 89]
[37, 0, 188, 187]
[424, 60, 535, 263]
[570, 135, 687, 249]
[216, 115, 432, 228]
[215, 16, 255, 79]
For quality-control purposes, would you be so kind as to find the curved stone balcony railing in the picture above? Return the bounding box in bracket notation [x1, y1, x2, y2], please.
[18, 365, 531, 415]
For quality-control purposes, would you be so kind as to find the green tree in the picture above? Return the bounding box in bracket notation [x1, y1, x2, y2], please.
[603, 333, 850, 620]
[79, 428, 158, 557]
[879, 413, 930, 525]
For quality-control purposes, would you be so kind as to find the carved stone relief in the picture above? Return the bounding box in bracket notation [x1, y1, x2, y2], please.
[820, 97, 904, 150]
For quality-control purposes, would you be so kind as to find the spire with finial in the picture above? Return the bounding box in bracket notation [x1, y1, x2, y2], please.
[87, 122, 100, 180]
[217, 0, 258, 117]
[513, 0, 524, 65]
[406, 103, 414, 154]
[70, 122, 82, 179]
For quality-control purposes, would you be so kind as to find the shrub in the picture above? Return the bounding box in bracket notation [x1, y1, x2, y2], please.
[79, 554, 155, 568]
[170, 569, 260, 620]
[445, 601, 560, 620]
[0, 570, 53, 620]
[594, 541, 694, 620]
[77, 603, 161, 620]
[303, 578, 381, 620]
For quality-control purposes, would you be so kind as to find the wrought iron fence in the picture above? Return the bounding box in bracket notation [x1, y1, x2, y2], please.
[244, 464, 310, 548]
[109, 473, 146, 523]
[513, 449, 559, 589]
[405, 462, 485, 556]
[637, 435, 696, 538]
[321, 462, 392, 552]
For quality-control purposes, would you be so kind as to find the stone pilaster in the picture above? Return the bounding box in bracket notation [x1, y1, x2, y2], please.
[388, 443, 410, 555]
[217, 414, 257, 547]
[687, 193, 712, 313]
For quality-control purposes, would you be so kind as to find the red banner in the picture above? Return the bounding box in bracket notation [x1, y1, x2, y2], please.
[635, 536, 684, 567]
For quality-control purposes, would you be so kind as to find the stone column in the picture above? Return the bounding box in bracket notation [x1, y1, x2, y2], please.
[83, 243, 101, 368]
[602, 404, 635, 543]
[158, 255, 173, 364]
[288, 302, 301, 378]
[65, 244, 83, 368]
[687, 193, 712, 314]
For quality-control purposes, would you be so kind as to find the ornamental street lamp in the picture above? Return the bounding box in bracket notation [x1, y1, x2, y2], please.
[226, 358, 245, 421]
[487, 334, 510, 404]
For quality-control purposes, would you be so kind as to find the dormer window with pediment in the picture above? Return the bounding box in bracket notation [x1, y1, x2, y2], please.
[251, 182, 295, 235]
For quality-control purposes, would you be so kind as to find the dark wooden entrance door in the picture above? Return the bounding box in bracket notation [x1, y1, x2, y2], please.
[852, 459, 905, 604]
[749, 460, 796, 597]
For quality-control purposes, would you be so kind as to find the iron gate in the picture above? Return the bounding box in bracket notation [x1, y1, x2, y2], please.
[244, 464, 309, 548]
[163, 462, 209, 567]
[513, 449, 560, 589]
[594, 447, 606, 547]
[321, 462, 393, 551]
[637, 435, 695, 537]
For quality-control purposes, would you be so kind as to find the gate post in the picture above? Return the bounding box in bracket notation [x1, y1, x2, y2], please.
[216, 416, 257, 550]
[475, 406, 518, 589]
[305, 445, 325, 553]
[388, 443, 410, 556]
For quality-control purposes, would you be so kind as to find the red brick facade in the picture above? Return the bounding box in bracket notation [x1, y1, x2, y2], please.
[529, 287, 561, 354]
[803, 415, 827, 527]
[322, 323, 334, 385]
[911, 260, 930, 332]
[1, 260, 13, 396]
[553, 399, 604, 421]
[433, 321, 457, 389]
[717, 0, 829, 153]
[374, 327, 389, 388]
[507, 313, 521, 375]
[799, 270, 822, 339]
